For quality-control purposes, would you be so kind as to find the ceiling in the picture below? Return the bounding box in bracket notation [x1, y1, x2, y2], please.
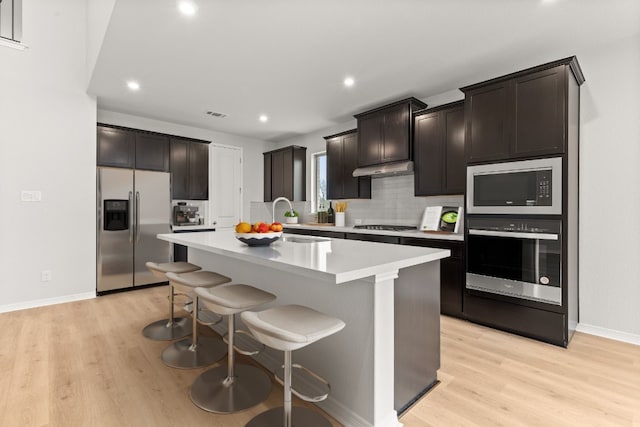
[89, 0, 640, 142]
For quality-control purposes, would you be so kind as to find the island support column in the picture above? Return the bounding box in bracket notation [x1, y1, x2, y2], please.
[371, 270, 402, 427]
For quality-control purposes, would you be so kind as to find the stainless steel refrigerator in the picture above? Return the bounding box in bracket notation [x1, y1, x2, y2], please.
[97, 167, 171, 293]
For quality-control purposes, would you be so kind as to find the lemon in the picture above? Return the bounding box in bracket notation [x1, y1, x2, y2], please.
[235, 222, 252, 233]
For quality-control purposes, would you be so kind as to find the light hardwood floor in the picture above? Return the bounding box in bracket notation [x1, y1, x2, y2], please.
[1, 286, 639, 426]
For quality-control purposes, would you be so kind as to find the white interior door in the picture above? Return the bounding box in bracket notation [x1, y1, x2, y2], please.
[209, 144, 242, 229]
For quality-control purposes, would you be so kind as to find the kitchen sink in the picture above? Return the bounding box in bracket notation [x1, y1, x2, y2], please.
[281, 236, 330, 243]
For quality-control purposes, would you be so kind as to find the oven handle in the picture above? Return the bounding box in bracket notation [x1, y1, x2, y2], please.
[468, 229, 559, 240]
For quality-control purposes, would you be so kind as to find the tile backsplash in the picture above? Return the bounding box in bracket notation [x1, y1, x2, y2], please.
[251, 174, 463, 227]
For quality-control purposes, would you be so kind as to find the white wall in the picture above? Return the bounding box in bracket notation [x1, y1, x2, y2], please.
[86, 0, 116, 83]
[0, 0, 97, 310]
[576, 34, 640, 341]
[97, 110, 274, 221]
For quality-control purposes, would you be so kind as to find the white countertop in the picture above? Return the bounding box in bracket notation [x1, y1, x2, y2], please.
[284, 224, 465, 241]
[157, 229, 450, 284]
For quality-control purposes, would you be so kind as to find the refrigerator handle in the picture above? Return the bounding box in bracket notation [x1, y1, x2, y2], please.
[136, 191, 141, 242]
[128, 191, 134, 243]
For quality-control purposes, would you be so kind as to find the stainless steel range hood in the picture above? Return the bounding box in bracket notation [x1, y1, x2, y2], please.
[352, 160, 414, 178]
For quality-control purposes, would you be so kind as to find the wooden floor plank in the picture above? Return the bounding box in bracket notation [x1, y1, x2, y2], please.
[1, 287, 639, 426]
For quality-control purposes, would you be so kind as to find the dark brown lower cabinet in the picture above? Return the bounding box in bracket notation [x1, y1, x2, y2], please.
[400, 237, 464, 318]
[463, 291, 566, 346]
[283, 227, 465, 318]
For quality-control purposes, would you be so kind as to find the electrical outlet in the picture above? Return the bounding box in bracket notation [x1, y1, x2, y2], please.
[21, 190, 42, 202]
[41, 270, 52, 282]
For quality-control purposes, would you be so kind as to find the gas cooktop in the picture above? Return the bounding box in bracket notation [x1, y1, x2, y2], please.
[353, 225, 417, 231]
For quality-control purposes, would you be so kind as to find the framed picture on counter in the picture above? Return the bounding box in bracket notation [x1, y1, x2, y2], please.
[420, 206, 463, 233]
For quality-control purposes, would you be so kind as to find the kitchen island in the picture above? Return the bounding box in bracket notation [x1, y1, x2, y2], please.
[157, 230, 449, 427]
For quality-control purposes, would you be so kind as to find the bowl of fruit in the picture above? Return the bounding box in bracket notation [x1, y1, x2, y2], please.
[235, 221, 283, 246]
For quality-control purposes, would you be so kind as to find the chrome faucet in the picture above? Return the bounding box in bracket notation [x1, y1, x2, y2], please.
[272, 197, 294, 223]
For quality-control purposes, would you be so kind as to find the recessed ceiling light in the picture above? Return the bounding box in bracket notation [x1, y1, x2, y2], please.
[344, 76, 355, 87]
[259, 115, 269, 123]
[178, 1, 198, 16]
[126, 80, 140, 91]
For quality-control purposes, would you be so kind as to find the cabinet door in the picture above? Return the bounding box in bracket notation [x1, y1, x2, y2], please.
[512, 65, 566, 157]
[357, 113, 382, 167]
[188, 142, 209, 200]
[270, 150, 285, 199]
[263, 153, 272, 202]
[442, 106, 465, 194]
[282, 148, 294, 200]
[465, 81, 510, 163]
[170, 139, 189, 199]
[342, 132, 368, 198]
[326, 137, 343, 200]
[441, 257, 464, 317]
[414, 111, 444, 196]
[97, 126, 135, 168]
[135, 133, 169, 171]
[382, 104, 410, 163]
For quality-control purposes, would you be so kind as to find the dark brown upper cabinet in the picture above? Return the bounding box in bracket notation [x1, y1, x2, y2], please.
[263, 145, 306, 202]
[325, 130, 371, 200]
[413, 101, 465, 196]
[135, 133, 170, 171]
[461, 57, 585, 164]
[97, 124, 169, 172]
[354, 97, 427, 167]
[170, 138, 209, 200]
[97, 126, 135, 168]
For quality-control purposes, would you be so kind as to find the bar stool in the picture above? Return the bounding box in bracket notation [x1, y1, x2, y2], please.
[190, 284, 277, 413]
[161, 270, 231, 369]
[241, 304, 346, 427]
[142, 261, 202, 341]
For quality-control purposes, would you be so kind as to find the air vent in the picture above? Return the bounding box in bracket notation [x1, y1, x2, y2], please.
[206, 111, 228, 118]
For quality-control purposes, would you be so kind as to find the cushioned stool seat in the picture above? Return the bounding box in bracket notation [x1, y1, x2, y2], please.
[190, 284, 276, 413]
[242, 304, 345, 427]
[142, 261, 201, 341]
[161, 270, 231, 369]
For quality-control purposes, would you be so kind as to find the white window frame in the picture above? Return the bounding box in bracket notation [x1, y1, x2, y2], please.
[311, 151, 327, 213]
[0, 0, 23, 45]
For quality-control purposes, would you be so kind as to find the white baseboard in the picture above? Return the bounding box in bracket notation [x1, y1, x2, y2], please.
[0, 292, 96, 314]
[576, 323, 640, 346]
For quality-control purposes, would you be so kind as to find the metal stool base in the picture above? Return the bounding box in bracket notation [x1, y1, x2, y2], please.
[142, 317, 192, 341]
[190, 364, 271, 413]
[161, 335, 227, 369]
[245, 406, 332, 427]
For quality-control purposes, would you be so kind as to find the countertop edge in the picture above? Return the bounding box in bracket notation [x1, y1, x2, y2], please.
[157, 232, 450, 284]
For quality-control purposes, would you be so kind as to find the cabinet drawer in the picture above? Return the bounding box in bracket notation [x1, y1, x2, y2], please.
[464, 292, 566, 346]
[346, 233, 401, 244]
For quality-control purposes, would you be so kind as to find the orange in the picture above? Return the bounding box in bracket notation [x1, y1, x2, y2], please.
[235, 222, 252, 233]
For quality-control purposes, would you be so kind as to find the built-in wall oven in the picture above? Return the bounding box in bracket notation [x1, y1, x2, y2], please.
[467, 217, 562, 305]
[466, 156, 564, 306]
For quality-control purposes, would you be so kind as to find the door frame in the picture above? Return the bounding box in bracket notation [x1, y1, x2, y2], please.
[209, 143, 243, 228]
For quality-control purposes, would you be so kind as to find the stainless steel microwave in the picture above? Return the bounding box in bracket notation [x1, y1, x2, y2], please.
[466, 157, 562, 215]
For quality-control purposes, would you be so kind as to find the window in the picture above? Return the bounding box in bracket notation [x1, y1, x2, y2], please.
[0, 0, 22, 44]
[311, 151, 327, 212]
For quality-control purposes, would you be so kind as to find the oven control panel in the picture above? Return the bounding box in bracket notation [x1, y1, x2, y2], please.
[467, 217, 561, 234]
